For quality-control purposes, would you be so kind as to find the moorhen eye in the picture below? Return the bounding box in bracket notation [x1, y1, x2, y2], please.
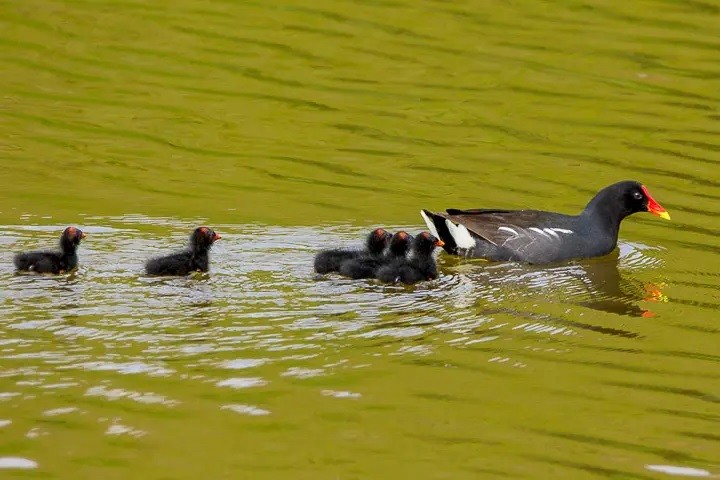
[633, 191, 643, 200]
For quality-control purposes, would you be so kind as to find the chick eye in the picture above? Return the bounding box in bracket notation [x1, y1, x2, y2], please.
[633, 191, 643, 200]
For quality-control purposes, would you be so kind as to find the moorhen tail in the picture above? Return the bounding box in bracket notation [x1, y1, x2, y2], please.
[338, 231, 413, 279]
[14, 226, 87, 274]
[421, 180, 670, 264]
[314, 228, 391, 274]
[375, 232, 444, 284]
[145, 227, 221, 276]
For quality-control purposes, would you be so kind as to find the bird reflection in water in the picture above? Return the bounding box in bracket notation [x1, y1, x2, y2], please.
[439, 244, 666, 339]
[572, 250, 666, 318]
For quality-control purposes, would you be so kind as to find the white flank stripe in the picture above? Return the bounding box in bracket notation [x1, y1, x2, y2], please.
[497, 226, 518, 236]
[420, 210, 440, 238]
[543, 228, 560, 238]
[445, 219, 475, 249]
[529, 227, 552, 239]
[551, 228, 574, 235]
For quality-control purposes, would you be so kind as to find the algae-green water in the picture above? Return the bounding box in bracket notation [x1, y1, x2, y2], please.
[1, 1, 718, 478]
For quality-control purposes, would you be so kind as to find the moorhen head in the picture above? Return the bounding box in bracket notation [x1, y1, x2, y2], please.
[582, 180, 671, 222]
[190, 226, 222, 251]
[365, 228, 393, 254]
[388, 231, 413, 258]
[411, 232, 443, 257]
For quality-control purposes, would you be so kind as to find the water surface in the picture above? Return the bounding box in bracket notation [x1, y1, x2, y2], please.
[1, 0, 719, 478]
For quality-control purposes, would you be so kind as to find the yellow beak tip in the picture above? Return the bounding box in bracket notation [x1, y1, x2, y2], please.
[657, 211, 671, 220]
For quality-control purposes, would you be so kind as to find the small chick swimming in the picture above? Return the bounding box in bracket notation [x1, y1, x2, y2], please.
[314, 228, 391, 274]
[14, 226, 86, 274]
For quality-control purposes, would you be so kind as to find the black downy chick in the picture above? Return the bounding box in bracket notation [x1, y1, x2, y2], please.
[14, 226, 87, 274]
[145, 227, 221, 276]
[314, 228, 391, 274]
[375, 232, 444, 284]
[338, 231, 413, 279]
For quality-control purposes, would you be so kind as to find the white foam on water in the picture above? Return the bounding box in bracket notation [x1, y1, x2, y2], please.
[645, 465, 712, 477]
[0, 457, 38, 469]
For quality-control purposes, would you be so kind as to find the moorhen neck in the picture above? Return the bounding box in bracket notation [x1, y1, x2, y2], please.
[313, 228, 391, 274]
[338, 231, 413, 279]
[14, 226, 87, 274]
[421, 180, 670, 264]
[145, 226, 221, 276]
[375, 232, 444, 284]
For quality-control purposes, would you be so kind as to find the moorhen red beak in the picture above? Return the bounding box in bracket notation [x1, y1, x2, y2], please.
[641, 185, 671, 220]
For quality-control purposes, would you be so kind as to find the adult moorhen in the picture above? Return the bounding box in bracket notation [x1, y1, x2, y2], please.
[314, 228, 391, 274]
[420, 180, 670, 264]
[375, 232, 444, 284]
[14, 226, 87, 274]
[338, 231, 413, 279]
[145, 226, 221, 276]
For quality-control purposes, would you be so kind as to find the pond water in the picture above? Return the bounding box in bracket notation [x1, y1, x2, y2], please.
[1, 0, 718, 479]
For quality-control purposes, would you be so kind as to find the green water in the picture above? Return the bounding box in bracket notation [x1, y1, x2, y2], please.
[1, 0, 719, 478]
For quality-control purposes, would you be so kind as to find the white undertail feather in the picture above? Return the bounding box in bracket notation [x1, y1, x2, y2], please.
[420, 210, 440, 238]
[445, 219, 475, 249]
[551, 228, 574, 234]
